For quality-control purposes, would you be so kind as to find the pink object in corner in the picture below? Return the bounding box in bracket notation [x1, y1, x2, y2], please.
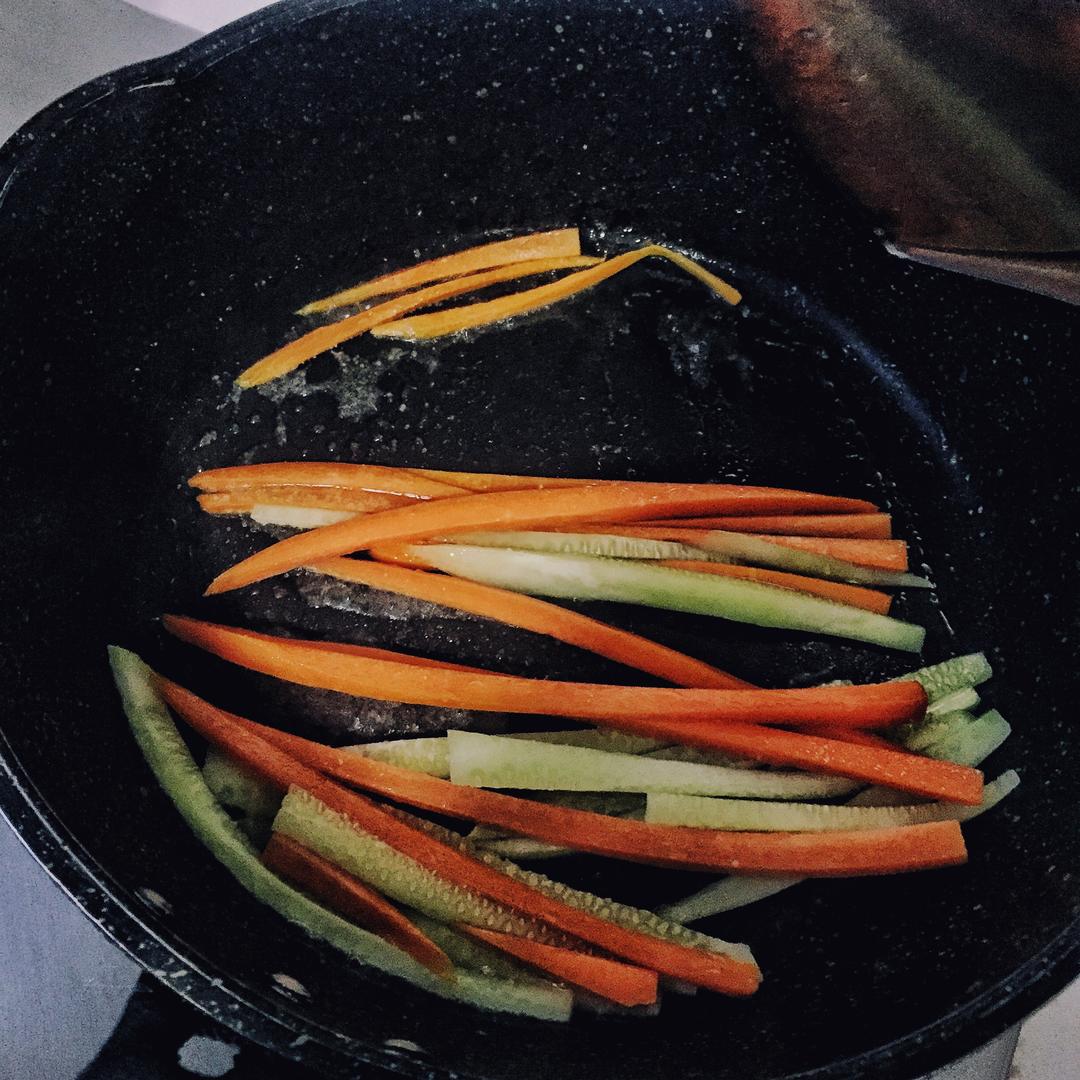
[125, 0, 273, 32]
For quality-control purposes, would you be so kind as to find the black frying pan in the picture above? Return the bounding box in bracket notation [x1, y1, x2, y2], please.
[1, 2, 1078, 1078]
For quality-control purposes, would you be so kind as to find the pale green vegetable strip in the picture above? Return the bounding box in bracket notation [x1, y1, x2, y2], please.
[922, 709, 1011, 765]
[407, 544, 926, 651]
[901, 709, 977, 752]
[202, 747, 282, 821]
[346, 729, 663, 779]
[392, 808, 755, 965]
[658, 706, 1012, 922]
[273, 788, 568, 943]
[926, 686, 980, 717]
[893, 652, 992, 700]
[439, 531, 932, 588]
[477, 837, 577, 860]
[644, 745, 759, 768]
[447, 730, 860, 799]
[250, 505, 354, 529]
[108, 647, 569, 1020]
[645, 771, 1019, 831]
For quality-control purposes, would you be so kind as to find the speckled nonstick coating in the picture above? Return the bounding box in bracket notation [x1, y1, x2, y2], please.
[0, 2, 1077, 1078]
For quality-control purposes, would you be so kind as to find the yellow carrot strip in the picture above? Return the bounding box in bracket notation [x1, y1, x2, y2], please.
[297, 229, 583, 315]
[369, 245, 741, 341]
[237, 256, 600, 387]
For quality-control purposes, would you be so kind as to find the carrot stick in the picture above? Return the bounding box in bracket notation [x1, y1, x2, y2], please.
[369, 245, 741, 341]
[656, 560, 893, 615]
[261, 831, 453, 977]
[198, 488, 413, 516]
[297, 229, 585, 314]
[190, 463, 468, 499]
[164, 615, 926, 730]
[309, 557, 753, 689]
[455, 925, 658, 1006]
[202, 483, 882, 595]
[155, 678, 763, 995]
[739, 535, 909, 572]
[635, 514, 893, 539]
[797, 726, 902, 751]
[403, 469, 607, 493]
[238, 256, 600, 387]
[242, 710, 976, 866]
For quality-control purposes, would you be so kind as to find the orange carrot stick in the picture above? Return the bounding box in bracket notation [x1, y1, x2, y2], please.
[243, 710, 976, 865]
[238, 256, 601, 387]
[203, 483, 881, 595]
[261, 831, 453, 977]
[656, 560, 893, 615]
[198, 487, 413, 516]
[164, 616, 925, 730]
[189, 463, 468, 499]
[155, 677, 763, 995]
[403, 469, 606, 493]
[369, 245, 741, 341]
[740, 535, 908, 572]
[635, 514, 893, 539]
[297, 229, 585, 314]
[309, 557, 752, 689]
[456, 925, 658, 1006]
[797, 726, 902, 751]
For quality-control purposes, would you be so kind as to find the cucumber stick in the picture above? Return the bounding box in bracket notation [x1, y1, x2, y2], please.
[346, 729, 664, 779]
[108, 647, 570, 1020]
[645, 771, 1019, 831]
[658, 707, 1013, 923]
[926, 686, 980, 717]
[442, 531, 933, 589]
[893, 652, 992, 700]
[250, 504, 354, 529]
[447, 730, 860, 799]
[408, 545, 925, 652]
[202, 748, 282, 819]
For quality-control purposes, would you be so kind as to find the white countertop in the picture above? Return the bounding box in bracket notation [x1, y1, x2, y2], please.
[1, 3, 1076, 1077]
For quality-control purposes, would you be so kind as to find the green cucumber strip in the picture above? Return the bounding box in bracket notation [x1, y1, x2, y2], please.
[345, 729, 664, 779]
[273, 788, 567, 943]
[408, 544, 926, 652]
[923, 709, 1011, 766]
[476, 837, 577, 860]
[394, 809, 756, 967]
[893, 652, 992, 700]
[447, 730, 860, 799]
[926, 686, 981, 717]
[657, 708, 1013, 922]
[899, 709, 976, 753]
[644, 745, 760, 769]
[438, 531, 933, 589]
[250, 504, 355, 529]
[644, 771, 1019, 832]
[202, 747, 282, 821]
[108, 647, 569, 1020]
[657, 877, 804, 924]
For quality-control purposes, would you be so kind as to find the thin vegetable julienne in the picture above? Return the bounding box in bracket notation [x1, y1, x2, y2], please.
[164, 615, 926, 729]
[237, 256, 601, 387]
[369, 245, 741, 340]
[154, 677, 763, 995]
[309, 556, 752, 689]
[296, 228, 585, 314]
[261, 832, 453, 977]
[636, 513, 894, 539]
[203, 482, 882, 595]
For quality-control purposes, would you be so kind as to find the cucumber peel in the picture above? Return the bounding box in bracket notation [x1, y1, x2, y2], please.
[109, 647, 571, 1020]
[408, 544, 926, 652]
[893, 652, 992, 701]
